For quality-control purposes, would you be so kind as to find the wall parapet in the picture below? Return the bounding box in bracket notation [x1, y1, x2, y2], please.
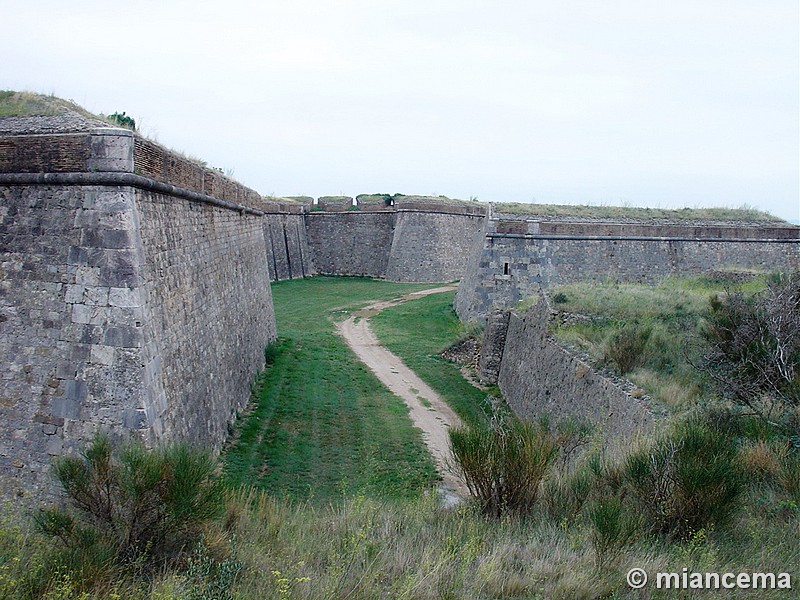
[0, 171, 265, 217]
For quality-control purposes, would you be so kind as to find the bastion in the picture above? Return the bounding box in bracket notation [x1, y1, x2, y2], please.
[0, 107, 277, 499]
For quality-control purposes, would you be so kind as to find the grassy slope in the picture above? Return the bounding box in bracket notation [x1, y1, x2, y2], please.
[545, 275, 768, 410]
[222, 277, 440, 501]
[370, 290, 491, 425]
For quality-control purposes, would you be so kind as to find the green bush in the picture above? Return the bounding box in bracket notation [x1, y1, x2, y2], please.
[449, 409, 557, 518]
[542, 464, 594, 524]
[107, 111, 136, 130]
[35, 434, 224, 571]
[622, 417, 742, 540]
[701, 272, 800, 417]
[587, 496, 642, 565]
[604, 322, 652, 374]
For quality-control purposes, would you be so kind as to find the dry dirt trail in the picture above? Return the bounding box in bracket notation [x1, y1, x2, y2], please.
[335, 286, 469, 503]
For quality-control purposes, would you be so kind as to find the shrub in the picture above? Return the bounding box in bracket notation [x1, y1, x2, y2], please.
[604, 323, 652, 374]
[449, 408, 557, 518]
[542, 463, 594, 524]
[778, 451, 800, 502]
[587, 496, 641, 565]
[700, 272, 800, 417]
[35, 434, 224, 571]
[622, 417, 742, 540]
[107, 111, 136, 130]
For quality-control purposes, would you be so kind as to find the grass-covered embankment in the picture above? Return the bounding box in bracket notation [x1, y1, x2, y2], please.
[222, 277, 441, 501]
[543, 274, 769, 410]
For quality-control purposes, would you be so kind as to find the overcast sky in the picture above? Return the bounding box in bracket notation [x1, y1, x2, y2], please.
[3, 0, 799, 221]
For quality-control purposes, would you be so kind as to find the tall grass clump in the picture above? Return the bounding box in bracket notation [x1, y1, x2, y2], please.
[449, 407, 558, 518]
[622, 416, 742, 540]
[35, 434, 224, 573]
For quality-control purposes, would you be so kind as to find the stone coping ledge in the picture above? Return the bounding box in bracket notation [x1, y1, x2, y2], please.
[305, 207, 487, 218]
[488, 232, 800, 243]
[0, 172, 265, 217]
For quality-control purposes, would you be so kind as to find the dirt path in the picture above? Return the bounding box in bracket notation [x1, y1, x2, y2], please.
[335, 286, 469, 502]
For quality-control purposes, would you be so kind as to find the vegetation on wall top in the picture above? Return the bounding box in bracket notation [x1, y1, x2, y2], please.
[494, 201, 785, 223]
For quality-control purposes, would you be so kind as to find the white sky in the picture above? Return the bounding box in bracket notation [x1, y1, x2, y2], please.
[3, 0, 799, 221]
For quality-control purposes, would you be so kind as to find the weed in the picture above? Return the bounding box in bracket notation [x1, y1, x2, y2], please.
[587, 496, 641, 565]
[604, 322, 652, 374]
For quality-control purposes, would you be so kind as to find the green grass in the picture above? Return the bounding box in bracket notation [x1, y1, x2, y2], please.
[371, 290, 491, 425]
[7, 275, 800, 599]
[494, 201, 785, 222]
[543, 274, 770, 410]
[0, 90, 105, 120]
[222, 277, 441, 501]
[7, 485, 798, 599]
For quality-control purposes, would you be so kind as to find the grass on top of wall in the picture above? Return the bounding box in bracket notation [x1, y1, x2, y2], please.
[494, 201, 785, 223]
[222, 277, 441, 502]
[371, 290, 491, 425]
[543, 274, 769, 410]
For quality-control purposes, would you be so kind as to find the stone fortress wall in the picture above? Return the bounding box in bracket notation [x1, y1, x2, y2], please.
[0, 122, 276, 499]
[463, 211, 798, 447]
[273, 195, 487, 283]
[2, 103, 800, 498]
[455, 213, 800, 322]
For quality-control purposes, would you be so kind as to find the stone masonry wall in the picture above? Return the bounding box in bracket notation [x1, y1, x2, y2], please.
[305, 211, 396, 277]
[385, 210, 486, 282]
[0, 126, 277, 500]
[135, 188, 275, 446]
[263, 212, 316, 281]
[456, 220, 800, 321]
[497, 301, 655, 447]
[0, 183, 150, 499]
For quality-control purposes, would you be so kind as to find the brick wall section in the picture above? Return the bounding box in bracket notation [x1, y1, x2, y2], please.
[0, 135, 91, 173]
[497, 302, 655, 448]
[133, 138, 262, 207]
[0, 129, 134, 174]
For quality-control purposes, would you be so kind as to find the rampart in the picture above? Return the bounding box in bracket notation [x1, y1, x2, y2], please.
[300, 197, 486, 282]
[455, 217, 800, 321]
[0, 122, 276, 499]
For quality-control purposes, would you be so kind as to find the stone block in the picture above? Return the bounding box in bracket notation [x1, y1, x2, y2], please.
[104, 326, 142, 348]
[87, 130, 134, 173]
[123, 409, 148, 430]
[51, 397, 80, 419]
[90, 344, 115, 366]
[64, 380, 88, 402]
[108, 287, 140, 308]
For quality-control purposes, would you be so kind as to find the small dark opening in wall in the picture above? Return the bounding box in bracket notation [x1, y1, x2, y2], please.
[503, 262, 509, 276]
